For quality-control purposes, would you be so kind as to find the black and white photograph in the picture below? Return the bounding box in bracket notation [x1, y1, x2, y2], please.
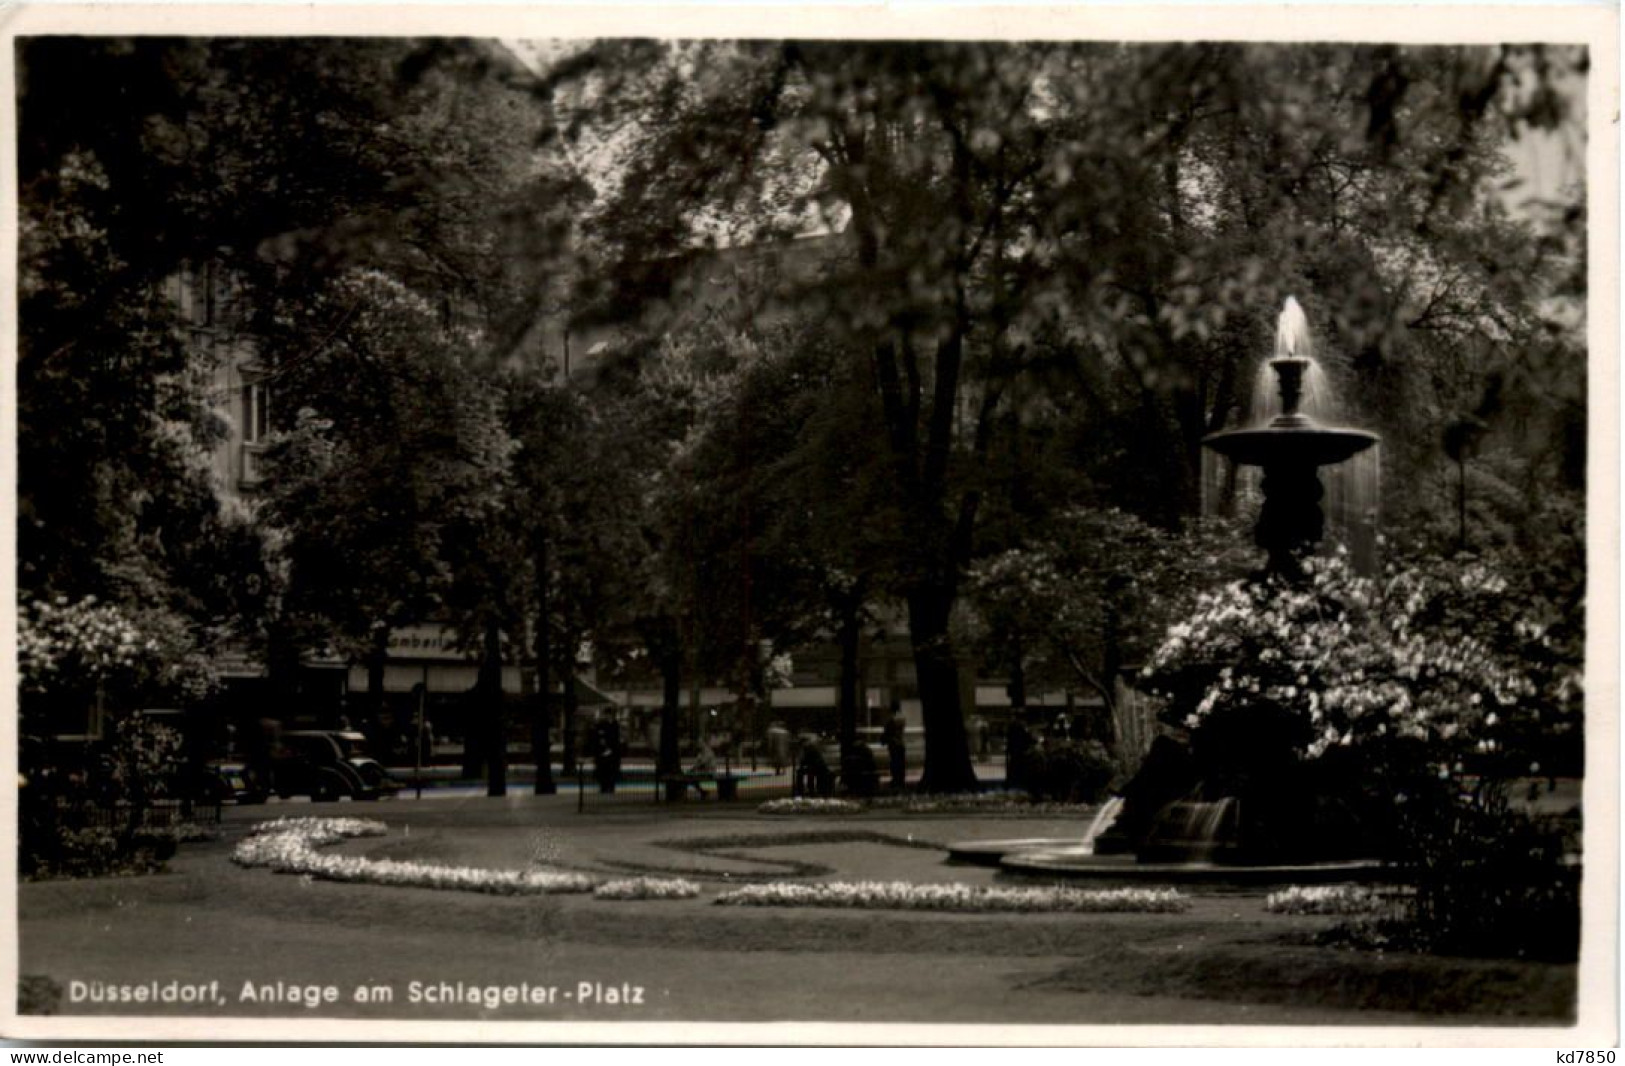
[3, 3, 1616, 1046]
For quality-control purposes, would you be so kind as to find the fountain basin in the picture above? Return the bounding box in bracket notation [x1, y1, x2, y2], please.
[998, 849, 1393, 885]
[946, 838, 1092, 866]
[1204, 425, 1379, 468]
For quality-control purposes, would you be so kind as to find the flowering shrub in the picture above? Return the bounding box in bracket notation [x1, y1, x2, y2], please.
[136, 823, 218, 845]
[19, 595, 217, 703]
[20, 596, 157, 694]
[758, 797, 863, 815]
[1142, 549, 1582, 958]
[966, 511, 1254, 719]
[594, 877, 703, 901]
[714, 881, 1187, 913]
[233, 818, 598, 896]
[1140, 551, 1578, 761]
[1264, 885, 1389, 916]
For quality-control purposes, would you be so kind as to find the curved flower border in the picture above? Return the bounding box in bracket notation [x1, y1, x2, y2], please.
[758, 793, 1099, 816]
[714, 881, 1187, 913]
[757, 798, 864, 815]
[594, 876, 703, 901]
[233, 817, 600, 896]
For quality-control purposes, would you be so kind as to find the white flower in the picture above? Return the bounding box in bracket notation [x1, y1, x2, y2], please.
[234, 818, 596, 896]
[1265, 885, 1386, 916]
[595, 877, 702, 901]
[714, 881, 1187, 914]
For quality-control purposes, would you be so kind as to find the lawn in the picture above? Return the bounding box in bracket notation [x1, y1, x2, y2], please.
[15, 794, 1579, 1032]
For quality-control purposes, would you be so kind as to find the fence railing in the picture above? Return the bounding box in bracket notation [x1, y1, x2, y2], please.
[52, 799, 222, 829]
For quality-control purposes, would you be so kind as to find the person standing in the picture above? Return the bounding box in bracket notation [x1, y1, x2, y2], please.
[1006, 713, 1034, 795]
[592, 712, 622, 794]
[884, 703, 907, 792]
[766, 721, 791, 775]
[687, 740, 716, 799]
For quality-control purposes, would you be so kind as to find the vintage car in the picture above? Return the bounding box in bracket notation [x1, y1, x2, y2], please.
[271, 730, 401, 802]
[198, 761, 270, 805]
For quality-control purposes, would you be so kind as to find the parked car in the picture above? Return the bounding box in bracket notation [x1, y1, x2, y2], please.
[198, 761, 270, 805]
[271, 730, 401, 802]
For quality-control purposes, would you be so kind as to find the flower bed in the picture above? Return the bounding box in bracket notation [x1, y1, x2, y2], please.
[714, 881, 1187, 913]
[1265, 885, 1388, 916]
[594, 877, 703, 901]
[870, 792, 1096, 815]
[759, 793, 1098, 816]
[757, 797, 864, 815]
[233, 817, 596, 896]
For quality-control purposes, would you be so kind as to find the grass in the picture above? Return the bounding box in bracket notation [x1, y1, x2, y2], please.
[16, 801, 1583, 1025]
[584, 828, 949, 882]
[1024, 938, 1576, 1021]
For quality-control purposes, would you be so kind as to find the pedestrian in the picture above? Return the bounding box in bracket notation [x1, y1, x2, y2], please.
[766, 721, 791, 774]
[1006, 713, 1034, 795]
[884, 703, 907, 791]
[796, 736, 834, 798]
[592, 712, 622, 794]
[688, 740, 716, 799]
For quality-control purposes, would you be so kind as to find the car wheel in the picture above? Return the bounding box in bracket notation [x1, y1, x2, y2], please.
[312, 770, 350, 802]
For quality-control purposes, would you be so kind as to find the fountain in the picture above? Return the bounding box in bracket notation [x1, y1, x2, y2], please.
[1202, 297, 1380, 577]
[949, 298, 1388, 881]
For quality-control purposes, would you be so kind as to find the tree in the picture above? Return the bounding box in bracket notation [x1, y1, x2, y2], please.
[575, 327, 756, 775]
[683, 318, 906, 768]
[967, 510, 1254, 745]
[258, 268, 520, 785]
[119, 39, 577, 794]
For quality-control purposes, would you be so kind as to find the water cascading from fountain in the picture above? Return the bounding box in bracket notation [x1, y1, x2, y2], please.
[1142, 797, 1239, 863]
[1079, 796, 1125, 853]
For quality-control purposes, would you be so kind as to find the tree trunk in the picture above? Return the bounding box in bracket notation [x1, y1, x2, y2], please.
[836, 595, 862, 760]
[1100, 578, 1126, 750]
[530, 691, 555, 795]
[1007, 629, 1027, 711]
[366, 626, 388, 737]
[658, 647, 682, 776]
[561, 664, 579, 775]
[532, 536, 555, 795]
[480, 618, 507, 797]
[907, 585, 978, 793]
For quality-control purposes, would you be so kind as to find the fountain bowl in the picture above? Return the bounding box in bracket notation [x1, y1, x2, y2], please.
[1204, 425, 1379, 468]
